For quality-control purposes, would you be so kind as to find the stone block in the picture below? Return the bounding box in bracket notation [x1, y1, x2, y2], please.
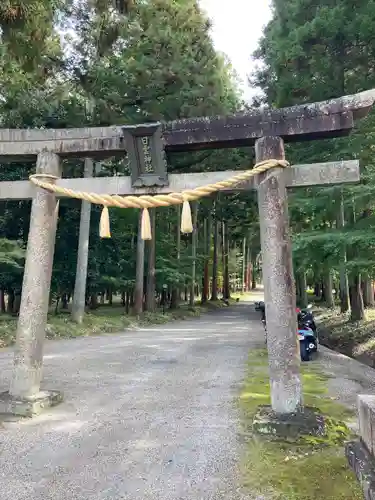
[252, 405, 325, 439]
[358, 395, 375, 455]
[0, 390, 63, 418]
[346, 440, 375, 500]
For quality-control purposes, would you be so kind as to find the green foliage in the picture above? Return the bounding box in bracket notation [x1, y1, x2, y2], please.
[0, 238, 25, 289]
[252, 0, 375, 311]
[0, 0, 255, 309]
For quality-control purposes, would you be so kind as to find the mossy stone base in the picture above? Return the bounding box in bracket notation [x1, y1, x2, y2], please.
[0, 390, 63, 418]
[346, 440, 375, 500]
[253, 405, 325, 439]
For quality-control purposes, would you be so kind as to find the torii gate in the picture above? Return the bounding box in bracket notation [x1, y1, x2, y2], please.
[0, 90, 373, 417]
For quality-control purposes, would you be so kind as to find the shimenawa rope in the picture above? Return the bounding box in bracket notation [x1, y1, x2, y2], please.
[29, 159, 289, 240]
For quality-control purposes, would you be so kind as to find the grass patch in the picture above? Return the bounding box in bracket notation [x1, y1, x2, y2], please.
[240, 349, 361, 499]
[0, 299, 234, 348]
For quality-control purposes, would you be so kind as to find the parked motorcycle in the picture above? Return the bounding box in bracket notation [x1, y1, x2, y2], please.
[297, 324, 318, 361]
[297, 304, 317, 334]
[255, 301, 318, 358]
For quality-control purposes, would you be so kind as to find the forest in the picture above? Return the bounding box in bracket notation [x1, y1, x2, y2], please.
[0, 0, 260, 342]
[1, 0, 375, 352]
[251, 0, 375, 363]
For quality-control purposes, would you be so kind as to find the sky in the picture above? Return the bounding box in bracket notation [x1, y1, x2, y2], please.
[200, 0, 272, 102]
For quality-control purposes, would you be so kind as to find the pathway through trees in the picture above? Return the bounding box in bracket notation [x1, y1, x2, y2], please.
[1, 303, 375, 499]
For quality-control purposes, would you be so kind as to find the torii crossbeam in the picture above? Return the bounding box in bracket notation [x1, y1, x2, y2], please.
[0, 89, 373, 417]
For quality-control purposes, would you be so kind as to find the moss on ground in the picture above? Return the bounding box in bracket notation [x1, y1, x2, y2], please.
[0, 299, 233, 348]
[240, 349, 362, 500]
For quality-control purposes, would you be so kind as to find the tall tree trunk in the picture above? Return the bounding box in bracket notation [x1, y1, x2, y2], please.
[363, 277, 375, 308]
[346, 197, 364, 320]
[251, 261, 257, 289]
[296, 271, 308, 308]
[337, 191, 349, 313]
[0, 290, 5, 313]
[170, 206, 181, 309]
[323, 271, 334, 308]
[189, 202, 198, 307]
[295, 275, 301, 305]
[246, 246, 251, 291]
[61, 293, 69, 309]
[14, 292, 21, 314]
[211, 216, 218, 301]
[89, 294, 99, 309]
[7, 290, 15, 314]
[314, 282, 321, 298]
[146, 209, 156, 312]
[222, 221, 230, 300]
[201, 217, 210, 303]
[134, 210, 145, 315]
[125, 290, 130, 314]
[221, 221, 225, 295]
[242, 237, 246, 293]
[349, 274, 365, 321]
[339, 265, 349, 313]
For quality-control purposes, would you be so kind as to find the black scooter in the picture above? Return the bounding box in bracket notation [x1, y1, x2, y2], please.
[297, 323, 318, 361]
[255, 301, 318, 355]
[297, 304, 317, 334]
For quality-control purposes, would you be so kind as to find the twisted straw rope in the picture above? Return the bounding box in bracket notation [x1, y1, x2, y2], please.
[29, 159, 289, 208]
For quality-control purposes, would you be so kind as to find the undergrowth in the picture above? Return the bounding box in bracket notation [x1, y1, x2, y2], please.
[240, 349, 361, 500]
[315, 304, 375, 361]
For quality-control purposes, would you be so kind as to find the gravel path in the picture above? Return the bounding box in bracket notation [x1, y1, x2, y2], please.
[1, 299, 375, 500]
[0, 305, 263, 500]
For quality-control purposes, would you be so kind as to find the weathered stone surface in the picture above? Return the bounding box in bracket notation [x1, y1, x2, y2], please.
[283, 159, 360, 188]
[253, 405, 325, 438]
[256, 136, 302, 414]
[164, 89, 375, 151]
[123, 123, 169, 188]
[346, 440, 375, 500]
[164, 110, 354, 152]
[0, 160, 360, 200]
[71, 158, 93, 324]
[0, 89, 374, 158]
[0, 390, 63, 417]
[9, 152, 61, 400]
[358, 395, 375, 455]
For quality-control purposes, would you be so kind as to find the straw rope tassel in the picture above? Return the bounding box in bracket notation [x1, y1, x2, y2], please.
[181, 197, 193, 234]
[29, 159, 290, 239]
[141, 208, 152, 240]
[100, 206, 111, 238]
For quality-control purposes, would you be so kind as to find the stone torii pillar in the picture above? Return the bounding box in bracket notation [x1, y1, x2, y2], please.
[256, 136, 301, 414]
[2, 152, 63, 415]
[71, 158, 94, 324]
